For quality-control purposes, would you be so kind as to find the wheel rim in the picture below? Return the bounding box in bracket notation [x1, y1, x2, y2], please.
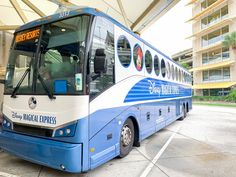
[121, 124, 132, 146]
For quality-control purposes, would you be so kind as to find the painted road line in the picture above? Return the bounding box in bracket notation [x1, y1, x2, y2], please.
[0, 172, 20, 177]
[140, 126, 181, 177]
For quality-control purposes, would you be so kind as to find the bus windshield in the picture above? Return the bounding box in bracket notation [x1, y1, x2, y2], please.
[5, 15, 90, 96]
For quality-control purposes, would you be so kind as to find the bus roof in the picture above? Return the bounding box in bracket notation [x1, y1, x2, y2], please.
[15, 7, 190, 74]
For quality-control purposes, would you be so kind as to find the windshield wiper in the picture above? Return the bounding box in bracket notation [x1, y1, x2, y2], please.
[37, 73, 56, 100]
[11, 68, 30, 98]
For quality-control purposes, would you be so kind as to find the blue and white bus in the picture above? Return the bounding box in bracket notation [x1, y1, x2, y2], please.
[0, 8, 192, 173]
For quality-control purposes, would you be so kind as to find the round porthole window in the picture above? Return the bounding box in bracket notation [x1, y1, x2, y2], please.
[145, 50, 152, 74]
[154, 55, 160, 76]
[161, 59, 166, 78]
[117, 36, 131, 67]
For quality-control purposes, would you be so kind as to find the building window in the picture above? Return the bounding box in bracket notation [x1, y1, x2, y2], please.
[202, 53, 208, 64]
[203, 89, 209, 96]
[161, 59, 166, 78]
[222, 47, 230, 60]
[209, 69, 222, 81]
[203, 71, 209, 81]
[117, 36, 131, 67]
[201, 6, 228, 29]
[203, 67, 230, 82]
[201, 0, 217, 10]
[154, 55, 160, 76]
[133, 44, 143, 71]
[223, 67, 230, 79]
[145, 50, 152, 74]
[202, 47, 230, 65]
[203, 88, 230, 96]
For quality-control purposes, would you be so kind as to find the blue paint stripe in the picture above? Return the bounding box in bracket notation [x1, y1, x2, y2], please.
[124, 78, 192, 103]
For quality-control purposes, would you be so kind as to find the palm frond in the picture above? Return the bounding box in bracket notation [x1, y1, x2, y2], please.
[222, 31, 236, 49]
[230, 31, 236, 48]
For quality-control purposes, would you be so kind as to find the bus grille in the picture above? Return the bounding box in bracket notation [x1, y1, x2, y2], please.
[13, 123, 53, 137]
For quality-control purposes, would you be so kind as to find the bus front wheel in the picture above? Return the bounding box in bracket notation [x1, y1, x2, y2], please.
[119, 118, 134, 158]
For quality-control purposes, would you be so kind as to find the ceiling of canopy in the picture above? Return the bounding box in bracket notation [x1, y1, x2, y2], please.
[0, 0, 179, 33]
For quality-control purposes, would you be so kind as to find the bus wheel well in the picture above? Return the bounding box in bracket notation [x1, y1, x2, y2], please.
[128, 116, 140, 147]
[186, 102, 189, 112]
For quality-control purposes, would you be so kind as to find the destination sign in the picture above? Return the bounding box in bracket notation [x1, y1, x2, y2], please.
[15, 29, 40, 43]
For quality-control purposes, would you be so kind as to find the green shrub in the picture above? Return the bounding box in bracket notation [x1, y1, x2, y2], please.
[225, 90, 236, 103]
[193, 96, 225, 102]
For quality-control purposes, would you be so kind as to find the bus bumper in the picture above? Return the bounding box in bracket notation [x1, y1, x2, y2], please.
[0, 131, 82, 173]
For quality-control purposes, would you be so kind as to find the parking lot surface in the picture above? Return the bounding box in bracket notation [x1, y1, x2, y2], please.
[0, 105, 236, 177]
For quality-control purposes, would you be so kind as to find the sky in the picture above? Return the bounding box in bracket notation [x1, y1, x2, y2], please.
[141, 0, 192, 57]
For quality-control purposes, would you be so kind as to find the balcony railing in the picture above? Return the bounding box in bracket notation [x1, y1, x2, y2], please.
[202, 34, 227, 47]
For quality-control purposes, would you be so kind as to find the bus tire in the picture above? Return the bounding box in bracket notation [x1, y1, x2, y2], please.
[119, 118, 134, 158]
[178, 105, 186, 121]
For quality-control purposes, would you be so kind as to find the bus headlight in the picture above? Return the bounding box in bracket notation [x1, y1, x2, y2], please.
[2, 117, 12, 129]
[54, 122, 77, 137]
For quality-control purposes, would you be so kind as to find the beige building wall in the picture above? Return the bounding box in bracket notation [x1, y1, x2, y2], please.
[0, 32, 13, 111]
[190, 0, 236, 96]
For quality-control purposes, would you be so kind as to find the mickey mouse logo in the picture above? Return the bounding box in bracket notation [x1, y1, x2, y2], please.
[28, 97, 37, 109]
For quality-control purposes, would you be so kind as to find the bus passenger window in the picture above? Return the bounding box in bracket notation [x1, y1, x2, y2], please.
[89, 17, 115, 99]
[117, 36, 131, 67]
[171, 65, 175, 80]
[154, 55, 160, 76]
[161, 59, 166, 78]
[175, 67, 178, 81]
[145, 50, 152, 74]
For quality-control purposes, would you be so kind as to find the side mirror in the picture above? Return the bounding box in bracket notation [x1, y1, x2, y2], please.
[94, 49, 107, 74]
[0, 79, 5, 84]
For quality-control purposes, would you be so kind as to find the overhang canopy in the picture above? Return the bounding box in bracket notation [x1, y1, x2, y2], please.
[0, 0, 180, 34]
[189, 60, 235, 72]
[193, 82, 236, 89]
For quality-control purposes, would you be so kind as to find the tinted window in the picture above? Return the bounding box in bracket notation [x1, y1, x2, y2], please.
[161, 59, 166, 78]
[117, 36, 131, 67]
[145, 50, 152, 74]
[133, 44, 143, 71]
[154, 55, 160, 76]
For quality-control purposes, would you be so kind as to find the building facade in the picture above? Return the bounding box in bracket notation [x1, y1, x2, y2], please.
[188, 0, 236, 96]
[172, 48, 193, 69]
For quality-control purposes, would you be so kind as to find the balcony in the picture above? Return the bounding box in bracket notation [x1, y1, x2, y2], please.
[187, 17, 234, 39]
[195, 41, 222, 53]
[189, 59, 235, 72]
[187, 0, 227, 22]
